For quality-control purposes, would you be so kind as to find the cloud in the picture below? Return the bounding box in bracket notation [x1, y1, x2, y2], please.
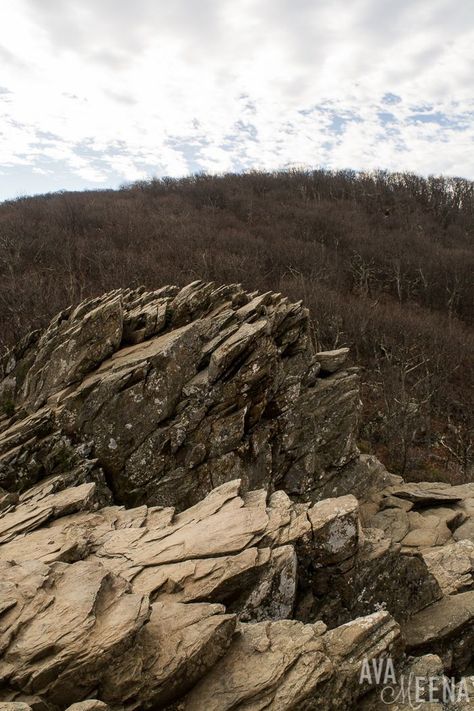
[0, 0, 473, 200]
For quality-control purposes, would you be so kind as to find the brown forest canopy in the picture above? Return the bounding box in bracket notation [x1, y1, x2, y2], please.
[0, 168, 473, 481]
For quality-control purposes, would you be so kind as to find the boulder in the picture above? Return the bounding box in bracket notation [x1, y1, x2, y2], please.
[1, 476, 398, 709]
[401, 591, 474, 673]
[369, 507, 410, 543]
[422, 540, 474, 595]
[453, 517, 474, 543]
[0, 559, 150, 705]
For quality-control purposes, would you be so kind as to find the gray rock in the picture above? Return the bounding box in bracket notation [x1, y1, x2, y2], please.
[66, 703, 110, 711]
[315, 347, 350, 373]
[0, 283, 361, 511]
[454, 517, 474, 543]
[401, 591, 474, 674]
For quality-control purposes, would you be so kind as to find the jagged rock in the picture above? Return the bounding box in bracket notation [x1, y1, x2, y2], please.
[1, 477, 396, 709]
[0, 407, 110, 504]
[0, 283, 362, 511]
[372, 482, 474, 553]
[101, 599, 236, 709]
[298, 525, 443, 628]
[0, 481, 98, 544]
[0, 558, 150, 704]
[0, 282, 472, 710]
[181, 611, 402, 710]
[320, 454, 403, 505]
[401, 590, 474, 673]
[21, 294, 124, 412]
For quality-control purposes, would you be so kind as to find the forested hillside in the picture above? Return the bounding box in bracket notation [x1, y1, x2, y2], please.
[0, 169, 472, 481]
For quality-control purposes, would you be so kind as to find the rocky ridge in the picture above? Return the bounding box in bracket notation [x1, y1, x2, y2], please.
[0, 282, 472, 710]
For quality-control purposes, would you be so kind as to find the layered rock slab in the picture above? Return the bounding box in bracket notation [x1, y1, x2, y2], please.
[0, 477, 395, 710]
[181, 612, 402, 711]
[0, 283, 362, 510]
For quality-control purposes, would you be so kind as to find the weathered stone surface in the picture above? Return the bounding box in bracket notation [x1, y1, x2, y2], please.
[1, 282, 473, 710]
[454, 517, 474, 543]
[101, 600, 236, 709]
[372, 481, 474, 553]
[297, 526, 443, 628]
[402, 523, 452, 549]
[21, 293, 124, 411]
[369, 507, 410, 542]
[401, 591, 474, 673]
[315, 347, 350, 374]
[1, 477, 393, 709]
[0, 407, 111, 504]
[384, 483, 464, 505]
[300, 494, 360, 565]
[422, 541, 474, 595]
[322, 454, 403, 505]
[0, 283, 362, 511]
[65, 703, 109, 711]
[0, 559, 150, 705]
[181, 611, 402, 710]
[0, 482, 98, 544]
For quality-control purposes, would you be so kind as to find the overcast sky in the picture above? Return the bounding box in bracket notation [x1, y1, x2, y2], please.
[1, 0, 473, 201]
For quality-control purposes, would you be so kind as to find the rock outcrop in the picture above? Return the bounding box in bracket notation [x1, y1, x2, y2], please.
[0, 282, 364, 511]
[0, 283, 473, 710]
[0, 477, 404, 710]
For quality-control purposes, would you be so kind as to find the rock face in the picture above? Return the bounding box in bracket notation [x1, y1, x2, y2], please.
[0, 283, 473, 710]
[0, 282, 363, 511]
[0, 477, 404, 710]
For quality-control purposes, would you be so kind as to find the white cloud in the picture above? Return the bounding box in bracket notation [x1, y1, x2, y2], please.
[0, 0, 473, 200]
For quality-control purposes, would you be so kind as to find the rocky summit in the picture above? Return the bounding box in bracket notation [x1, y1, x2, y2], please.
[0, 281, 473, 711]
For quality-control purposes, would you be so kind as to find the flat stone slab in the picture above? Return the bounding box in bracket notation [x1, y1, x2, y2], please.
[385, 483, 464, 505]
[402, 590, 474, 649]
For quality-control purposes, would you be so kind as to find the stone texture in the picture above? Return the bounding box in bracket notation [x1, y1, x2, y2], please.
[0, 559, 150, 705]
[454, 517, 474, 543]
[0, 283, 362, 511]
[384, 483, 464, 506]
[0, 481, 99, 544]
[1, 477, 394, 709]
[65, 704, 109, 711]
[181, 611, 402, 711]
[315, 347, 350, 374]
[21, 293, 124, 411]
[401, 591, 474, 673]
[422, 541, 474, 595]
[0, 282, 473, 710]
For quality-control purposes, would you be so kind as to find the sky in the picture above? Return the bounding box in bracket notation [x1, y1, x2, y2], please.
[0, 0, 473, 202]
